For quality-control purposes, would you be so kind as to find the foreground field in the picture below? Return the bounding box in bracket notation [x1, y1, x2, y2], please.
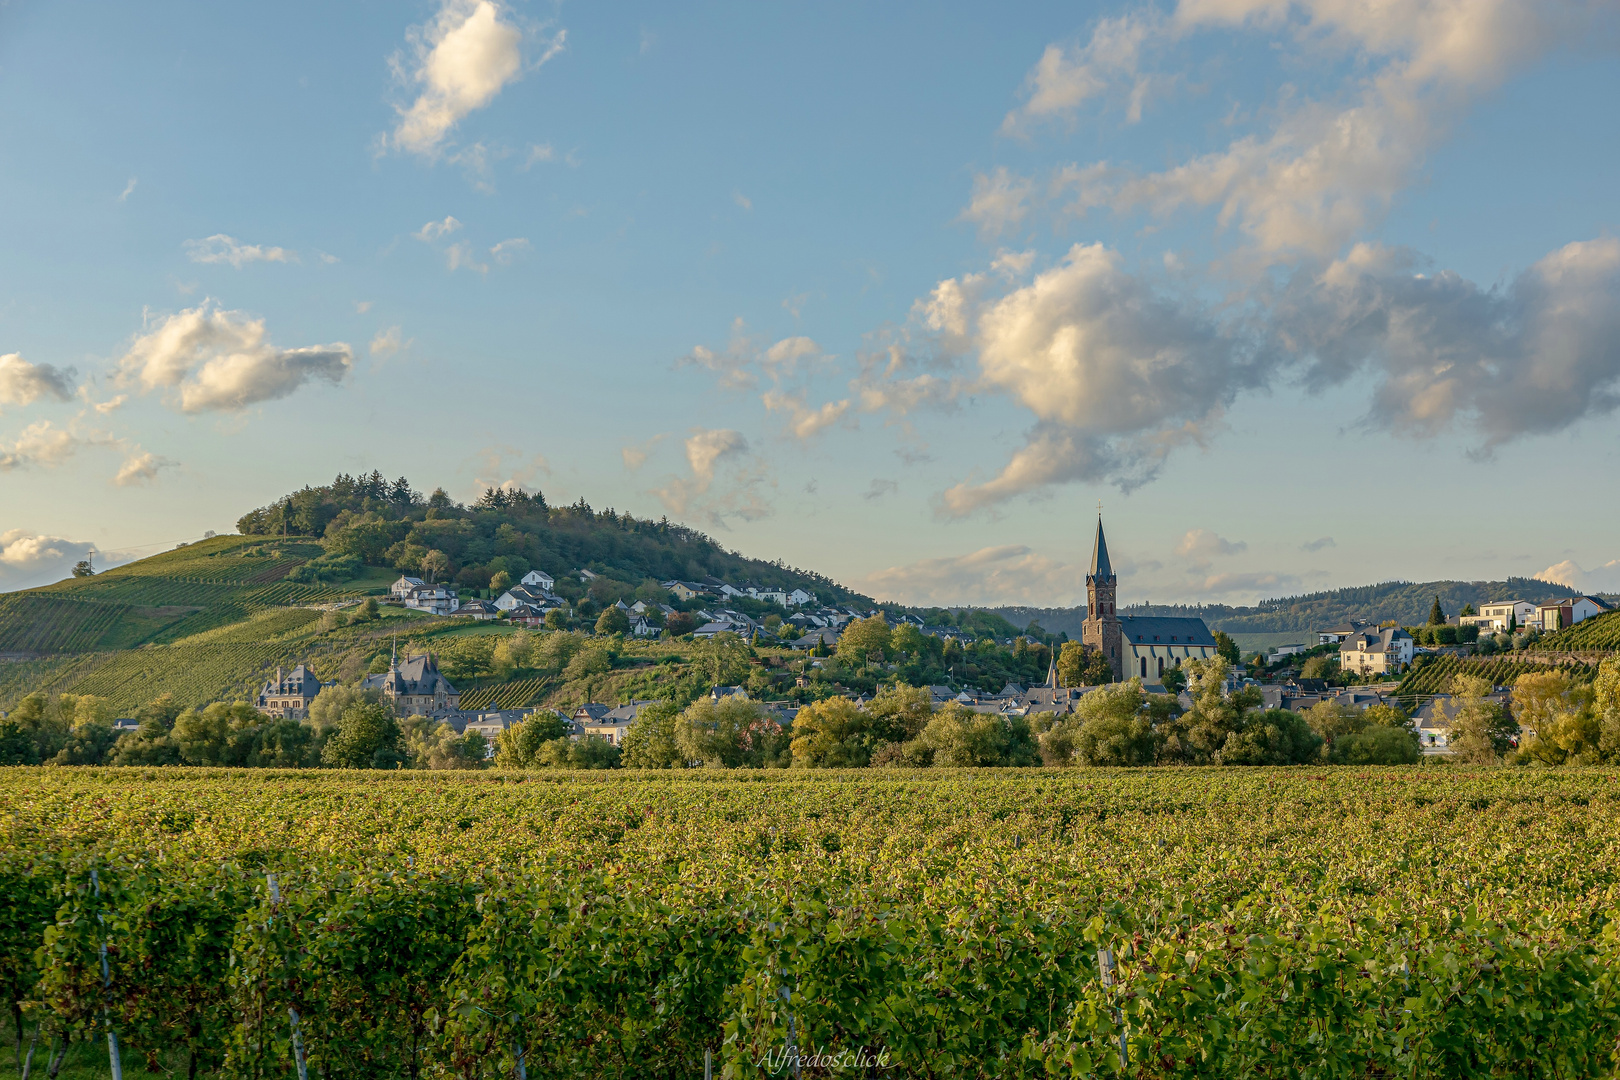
[2, 767, 1619, 1078]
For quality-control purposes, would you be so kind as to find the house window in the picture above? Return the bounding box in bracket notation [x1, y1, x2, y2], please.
[1140, 657, 1147, 678]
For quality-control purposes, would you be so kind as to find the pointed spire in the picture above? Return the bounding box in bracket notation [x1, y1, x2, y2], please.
[1089, 516, 1114, 580]
[1046, 652, 1058, 688]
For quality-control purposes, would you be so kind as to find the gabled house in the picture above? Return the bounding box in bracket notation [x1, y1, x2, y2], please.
[257, 665, 323, 720]
[520, 570, 555, 593]
[403, 584, 459, 615]
[1317, 621, 1369, 645]
[363, 653, 460, 715]
[1338, 627, 1414, 676]
[390, 575, 425, 599]
[455, 598, 501, 621]
[494, 585, 551, 613]
[1465, 600, 1537, 632]
[662, 580, 703, 601]
[787, 588, 814, 607]
[1537, 595, 1612, 632]
[581, 700, 657, 747]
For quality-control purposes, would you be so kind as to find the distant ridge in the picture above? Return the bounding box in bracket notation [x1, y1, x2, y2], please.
[986, 577, 1601, 637]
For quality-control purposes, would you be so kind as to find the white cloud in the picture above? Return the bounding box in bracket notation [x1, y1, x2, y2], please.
[355, 301, 373, 314]
[390, 0, 560, 157]
[762, 391, 850, 439]
[469, 445, 550, 494]
[0, 354, 74, 409]
[1536, 558, 1620, 594]
[651, 428, 772, 526]
[1048, 0, 1613, 259]
[1276, 237, 1620, 445]
[0, 529, 99, 591]
[523, 143, 556, 168]
[113, 450, 177, 486]
[415, 216, 463, 241]
[959, 167, 1034, 240]
[620, 434, 666, 471]
[0, 421, 117, 471]
[1301, 536, 1335, 552]
[369, 326, 409, 360]
[117, 177, 137, 203]
[856, 545, 1080, 606]
[490, 237, 530, 264]
[115, 303, 352, 413]
[184, 235, 297, 267]
[1193, 570, 1300, 597]
[1001, 11, 1164, 133]
[1175, 528, 1248, 561]
[733, 190, 753, 212]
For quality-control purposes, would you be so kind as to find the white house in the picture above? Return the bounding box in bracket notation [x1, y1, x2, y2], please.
[747, 585, 790, 606]
[1316, 621, 1369, 645]
[1338, 627, 1414, 676]
[403, 584, 459, 615]
[1270, 643, 1309, 659]
[1537, 595, 1613, 632]
[494, 585, 551, 612]
[390, 575, 425, 599]
[520, 570, 555, 592]
[788, 588, 814, 607]
[1466, 600, 1538, 632]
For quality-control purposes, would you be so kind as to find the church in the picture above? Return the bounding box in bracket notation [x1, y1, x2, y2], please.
[1080, 517, 1219, 687]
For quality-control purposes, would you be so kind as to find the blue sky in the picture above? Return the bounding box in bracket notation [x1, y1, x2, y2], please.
[2, 0, 1618, 605]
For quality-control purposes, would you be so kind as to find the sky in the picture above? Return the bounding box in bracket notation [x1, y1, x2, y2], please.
[2, 0, 1618, 606]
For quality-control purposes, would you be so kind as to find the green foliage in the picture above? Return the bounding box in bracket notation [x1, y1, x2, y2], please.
[286, 551, 362, 583]
[492, 710, 573, 768]
[619, 702, 683, 768]
[1056, 640, 1113, 686]
[835, 615, 893, 666]
[4, 769, 1620, 1074]
[1536, 608, 1620, 652]
[1213, 631, 1241, 664]
[320, 701, 405, 768]
[595, 606, 631, 635]
[676, 696, 785, 768]
[1397, 654, 1596, 697]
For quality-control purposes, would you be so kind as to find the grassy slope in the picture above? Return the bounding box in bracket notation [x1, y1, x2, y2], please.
[1535, 608, 1620, 652]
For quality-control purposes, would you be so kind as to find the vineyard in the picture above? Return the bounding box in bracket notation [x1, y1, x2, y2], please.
[457, 676, 555, 711]
[1395, 652, 1598, 696]
[1537, 608, 1620, 653]
[1, 767, 1618, 1078]
[0, 535, 373, 655]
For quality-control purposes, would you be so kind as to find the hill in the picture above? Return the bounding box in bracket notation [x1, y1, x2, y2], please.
[0, 473, 873, 711]
[988, 577, 1601, 638]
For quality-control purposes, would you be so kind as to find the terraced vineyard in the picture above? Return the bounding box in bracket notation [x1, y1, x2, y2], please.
[457, 676, 554, 710]
[1396, 652, 1597, 696]
[1, 767, 1618, 1078]
[1537, 607, 1620, 652]
[0, 535, 372, 654]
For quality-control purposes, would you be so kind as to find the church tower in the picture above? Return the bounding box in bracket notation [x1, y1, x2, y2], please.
[1080, 516, 1123, 681]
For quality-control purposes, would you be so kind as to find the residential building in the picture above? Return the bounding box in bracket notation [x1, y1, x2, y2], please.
[454, 599, 501, 621]
[363, 653, 460, 714]
[1271, 643, 1309, 659]
[257, 664, 322, 720]
[403, 584, 459, 615]
[494, 585, 551, 613]
[1080, 518, 1217, 687]
[389, 575, 425, 599]
[1537, 595, 1612, 632]
[788, 588, 815, 607]
[1316, 621, 1369, 645]
[519, 570, 555, 592]
[792, 627, 840, 650]
[580, 700, 656, 747]
[710, 685, 748, 702]
[662, 580, 703, 601]
[1466, 600, 1538, 632]
[1338, 628, 1415, 676]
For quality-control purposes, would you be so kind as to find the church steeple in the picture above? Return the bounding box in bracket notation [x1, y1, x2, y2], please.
[1089, 517, 1115, 582]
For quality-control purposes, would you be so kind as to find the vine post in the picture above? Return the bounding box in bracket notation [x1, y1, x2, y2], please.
[90, 870, 123, 1080]
[1097, 948, 1127, 1071]
[265, 875, 308, 1080]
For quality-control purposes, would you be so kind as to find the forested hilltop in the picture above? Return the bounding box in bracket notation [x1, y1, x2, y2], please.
[236, 472, 865, 605]
[995, 577, 1597, 637]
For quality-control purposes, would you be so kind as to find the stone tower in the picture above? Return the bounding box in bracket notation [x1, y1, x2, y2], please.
[1080, 516, 1123, 681]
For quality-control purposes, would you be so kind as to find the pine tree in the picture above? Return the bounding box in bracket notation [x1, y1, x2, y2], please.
[1428, 596, 1446, 626]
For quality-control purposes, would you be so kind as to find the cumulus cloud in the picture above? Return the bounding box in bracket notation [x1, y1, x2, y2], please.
[415, 216, 463, 241]
[856, 545, 1081, 607]
[925, 243, 1262, 513]
[184, 235, 296, 267]
[0, 529, 100, 591]
[1536, 558, 1620, 594]
[0, 421, 117, 471]
[114, 450, 177, 486]
[469, 445, 549, 494]
[0, 354, 75, 409]
[390, 0, 563, 157]
[115, 303, 352, 412]
[1194, 570, 1300, 597]
[1276, 238, 1620, 445]
[620, 434, 666, 471]
[414, 217, 527, 273]
[1301, 536, 1336, 552]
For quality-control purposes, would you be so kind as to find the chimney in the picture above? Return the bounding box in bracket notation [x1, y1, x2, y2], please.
[276, 666, 283, 689]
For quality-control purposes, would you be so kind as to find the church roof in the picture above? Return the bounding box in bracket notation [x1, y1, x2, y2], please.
[1118, 615, 1216, 648]
[1089, 517, 1114, 580]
